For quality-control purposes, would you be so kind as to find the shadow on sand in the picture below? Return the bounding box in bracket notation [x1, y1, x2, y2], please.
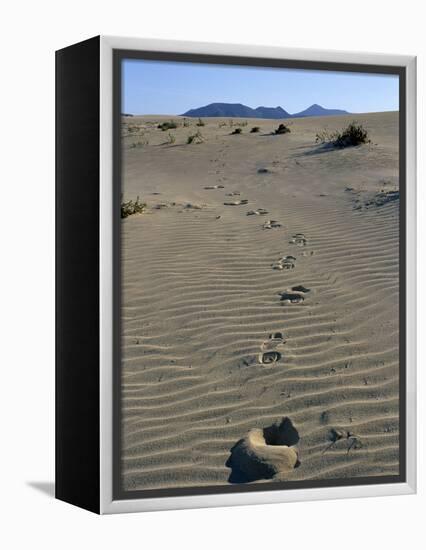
[293, 142, 341, 157]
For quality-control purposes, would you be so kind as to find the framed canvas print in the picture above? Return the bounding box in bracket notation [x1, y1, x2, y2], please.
[55, 36, 416, 514]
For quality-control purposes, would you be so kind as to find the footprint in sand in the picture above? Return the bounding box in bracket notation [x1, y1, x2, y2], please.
[260, 332, 286, 351]
[224, 199, 248, 206]
[279, 292, 304, 304]
[247, 208, 268, 216]
[263, 220, 282, 229]
[272, 255, 296, 270]
[259, 333, 286, 363]
[289, 233, 307, 246]
[279, 285, 310, 305]
[226, 191, 240, 196]
[204, 184, 225, 190]
[239, 332, 285, 369]
[184, 203, 203, 210]
[259, 350, 282, 364]
[226, 417, 300, 483]
[292, 284, 310, 293]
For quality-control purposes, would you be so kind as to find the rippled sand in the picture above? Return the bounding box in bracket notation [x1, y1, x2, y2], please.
[120, 112, 400, 491]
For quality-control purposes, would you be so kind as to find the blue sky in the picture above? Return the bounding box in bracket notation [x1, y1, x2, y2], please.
[122, 59, 399, 115]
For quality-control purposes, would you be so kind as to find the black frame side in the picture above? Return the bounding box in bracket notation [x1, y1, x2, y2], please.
[113, 49, 407, 501]
[55, 36, 100, 514]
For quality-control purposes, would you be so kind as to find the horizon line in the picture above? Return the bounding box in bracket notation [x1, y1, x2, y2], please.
[122, 108, 398, 117]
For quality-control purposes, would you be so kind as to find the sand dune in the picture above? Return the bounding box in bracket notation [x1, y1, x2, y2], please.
[120, 112, 400, 491]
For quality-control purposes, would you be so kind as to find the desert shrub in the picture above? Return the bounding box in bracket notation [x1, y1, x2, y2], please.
[121, 196, 146, 219]
[196, 118, 205, 127]
[315, 128, 337, 144]
[334, 121, 369, 147]
[124, 126, 145, 137]
[250, 126, 260, 133]
[124, 125, 147, 137]
[316, 121, 370, 148]
[130, 140, 148, 148]
[167, 132, 176, 144]
[231, 128, 242, 135]
[218, 121, 227, 128]
[157, 121, 178, 131]
[187, 130, 204, 144]
[183, 118, 190, 127]
[235, 120, 248, 127]
[274, 123, 291, 135]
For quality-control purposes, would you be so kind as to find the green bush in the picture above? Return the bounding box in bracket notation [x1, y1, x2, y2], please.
[250, 126, 260, 133]
[121, 196, 146, 219]
[231, 128, 242, 135]
[274, 123, 291, 135]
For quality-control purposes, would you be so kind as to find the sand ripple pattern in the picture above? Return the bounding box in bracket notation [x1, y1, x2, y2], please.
[120, 112, 400, 491]
[120, 195, 399, 491]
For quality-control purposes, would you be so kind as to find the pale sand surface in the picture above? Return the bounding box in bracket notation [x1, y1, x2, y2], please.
[120, 112, 399, 491]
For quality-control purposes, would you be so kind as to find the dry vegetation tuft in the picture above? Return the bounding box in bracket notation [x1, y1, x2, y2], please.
[187, 130, 204, 144]
[274, 123, 291, 135]
[121, 196, 146, 219]
[316, 121, 370, 148]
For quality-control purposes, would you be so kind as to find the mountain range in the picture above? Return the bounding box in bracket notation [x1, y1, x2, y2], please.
[181, 102, 349, 119]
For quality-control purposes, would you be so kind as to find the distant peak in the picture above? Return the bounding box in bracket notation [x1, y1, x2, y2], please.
[181, 102, 349, 119]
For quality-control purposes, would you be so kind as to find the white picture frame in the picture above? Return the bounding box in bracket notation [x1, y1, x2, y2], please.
[56, 35, 417, 514]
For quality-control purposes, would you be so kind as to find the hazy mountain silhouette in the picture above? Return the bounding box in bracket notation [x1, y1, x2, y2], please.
[253, 106, 291, 118]
[181, 102, 348, 119]
[291, 103, 349, 118]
